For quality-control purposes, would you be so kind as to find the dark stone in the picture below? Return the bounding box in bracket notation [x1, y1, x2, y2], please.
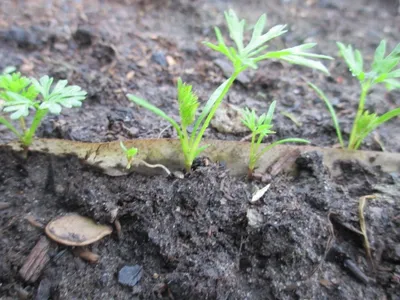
[118, 265, 143, 287]
[35, 278, 51, 300]
[151, 51, 167, 67]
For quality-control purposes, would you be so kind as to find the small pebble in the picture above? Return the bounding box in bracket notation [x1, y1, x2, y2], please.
[172, 171, 184, 179]
[151, 51, 167, 67]
[35, 278, 51, 300]
[118, 265, 143, 287]
[247, 208, 264, 228]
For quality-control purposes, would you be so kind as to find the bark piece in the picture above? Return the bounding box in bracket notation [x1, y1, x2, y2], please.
[19, 236, 50, 283]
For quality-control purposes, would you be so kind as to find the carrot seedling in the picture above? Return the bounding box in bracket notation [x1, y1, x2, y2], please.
[128, 10, 332, 171]
[120, 141, 138, 169]
[0, 72, 86, 147]
[309, 40, 400, 150]
[120, 141, 171, 175]
[241, 101, 309, 177]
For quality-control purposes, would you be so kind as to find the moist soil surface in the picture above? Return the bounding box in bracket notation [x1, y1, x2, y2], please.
[0, 0, 400, 299]
[1, 147, 400, 299]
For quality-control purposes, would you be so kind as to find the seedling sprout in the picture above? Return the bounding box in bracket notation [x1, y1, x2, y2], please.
[127, 10, 332, 171]
[309, 40, 400, 149]
[0, 72, 87, 148]
[120, 141, 171, 175]
[241, 101, 309, 177]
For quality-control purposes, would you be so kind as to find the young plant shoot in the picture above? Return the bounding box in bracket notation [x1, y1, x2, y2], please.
[309, 40, 400, 150]
[0, 72, 87, 147]
[120, 141, 138, 169]
[241, 101, 309, 177]
[127, 10, 332, 171]
[120, 141, 171, 175]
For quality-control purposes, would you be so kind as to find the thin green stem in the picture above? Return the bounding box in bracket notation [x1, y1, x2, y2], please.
[308, 82, 344, 148]
[353, 138, 364, 150]
[19, 117, 26, 132]
[248, 132, 257, 173]
[348, 82, 370, 149]
[0, 117, 22, 139]
[21, 109, 48, 146]
[189, 70, 241, 167]
[180, 125, 192, 171]
[255, 138, 310, 162]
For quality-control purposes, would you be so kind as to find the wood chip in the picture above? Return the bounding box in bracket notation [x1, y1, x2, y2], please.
[72, 247, 100, 264]
[0, 202, 11, 210]
[19, 236, 50, 283]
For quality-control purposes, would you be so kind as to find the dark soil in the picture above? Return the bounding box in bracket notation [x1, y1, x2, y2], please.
[1, 0, 400, 299]
[0, 146, 399, 299]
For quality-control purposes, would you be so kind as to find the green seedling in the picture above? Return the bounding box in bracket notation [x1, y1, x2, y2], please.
[241, 101, 309, 177]
[128, 9, 332, 171]
[120, 141, 139, 169]
[120, 141, 171, 175]
[0, 72, 86, 147]
[309, 40, 400, 150]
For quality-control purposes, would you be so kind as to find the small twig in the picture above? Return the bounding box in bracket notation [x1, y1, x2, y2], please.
[114, 218, 122, 240]
[138, 159, 171, 176]
[307, 212, 336, 278]
[157, 125, 171, 139]
[237, 235, 246, 270]
[240, 133, 252, 142]
[359, 194, 377, 272]
[344, 258, 371, 284]
[25, 215, 45, 229]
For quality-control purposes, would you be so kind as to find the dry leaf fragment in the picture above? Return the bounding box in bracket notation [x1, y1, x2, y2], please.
[251, 183, 271, 203]
[45, 214, 112, 246]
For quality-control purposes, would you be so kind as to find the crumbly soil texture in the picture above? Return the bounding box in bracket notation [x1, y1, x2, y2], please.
[1, 0, 400, 299]
[1, 147, 400, 300]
